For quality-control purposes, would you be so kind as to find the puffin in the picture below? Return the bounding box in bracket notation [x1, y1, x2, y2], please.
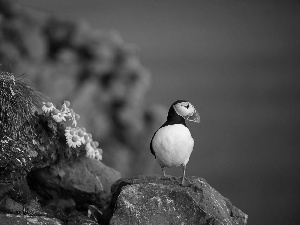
[150, 100, 200, 185]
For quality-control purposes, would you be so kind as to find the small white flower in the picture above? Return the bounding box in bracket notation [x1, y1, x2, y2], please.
[42, 102, 55, 113]
[65, 127, 72, 141]
[70, 112, 80, 127]
[82, 134, 88, 143]
[77, 129, 86, 145]
[72, 116, 77, 127]
[60, 102, 73, 120]
[94, 149, 102, 161]
[51, 108, 66, 123]
[67, 135, 82, 148]
[85, 142, 95, 158]
[65, 126, 71, 134]
[61, 102, 70, 113]
[65, 127, 84, 148]
[52, 113, 66, 123]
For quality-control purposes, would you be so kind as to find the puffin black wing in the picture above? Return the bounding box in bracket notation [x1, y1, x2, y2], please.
[150, 131, 157, 158]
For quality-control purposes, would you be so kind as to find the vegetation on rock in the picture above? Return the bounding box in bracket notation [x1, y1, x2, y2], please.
[0, 70, 103, 184]
[0, 71, 41, 182]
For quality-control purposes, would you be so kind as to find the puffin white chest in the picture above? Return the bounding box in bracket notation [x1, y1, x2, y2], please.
[152, 124, 194, 168]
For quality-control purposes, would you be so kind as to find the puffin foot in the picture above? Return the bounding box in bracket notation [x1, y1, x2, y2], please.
[161, 174, 173, 180]
[176, 176, 192, 186]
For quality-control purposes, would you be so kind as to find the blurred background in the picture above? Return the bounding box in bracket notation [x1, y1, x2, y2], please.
[2, 0, 300, 224]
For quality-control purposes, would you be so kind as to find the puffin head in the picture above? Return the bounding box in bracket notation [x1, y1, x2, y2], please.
[169, 100, 200, 123]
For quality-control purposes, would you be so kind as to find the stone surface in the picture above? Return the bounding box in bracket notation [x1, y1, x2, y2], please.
[103, 175, 248, 225]
[0, 196, 23, 214]
[0, 182, 13, 198]
[0, 195, 47, 216]
[67, 214, 99, 225]
[27, 156, 121, 211]
[0, 213, 63, 225]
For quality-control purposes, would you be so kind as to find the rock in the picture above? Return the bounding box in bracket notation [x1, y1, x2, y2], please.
[6, 178, 32, 204]
[0, 196, 23, 214]
[27, 156, 121, 211]
[0, 182, 13, 198]
[0, 195, 47, 216]
[67, 214, 98, 225]
[102, 175, 248, 225]
[43, 198, 76, 213]
[0, 213, 63, 225]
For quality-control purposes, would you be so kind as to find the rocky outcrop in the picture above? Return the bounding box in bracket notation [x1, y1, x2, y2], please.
[1, 174, 248, 225]
[27, 156, 121, 211]
[0, 213, 63, 225]
[101, 175, 248, 225]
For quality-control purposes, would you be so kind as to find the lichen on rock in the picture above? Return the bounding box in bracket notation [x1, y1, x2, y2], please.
[102, 175, 248, 225]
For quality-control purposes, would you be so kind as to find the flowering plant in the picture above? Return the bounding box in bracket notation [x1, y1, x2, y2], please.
[0, 69, 103, 183]
[41, 100, 103, 161]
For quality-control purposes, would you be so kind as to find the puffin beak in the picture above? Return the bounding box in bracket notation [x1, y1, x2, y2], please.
[185, 109, 200, 123]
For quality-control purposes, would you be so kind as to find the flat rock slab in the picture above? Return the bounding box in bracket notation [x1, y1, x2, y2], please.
[104, 175, 247, 225]
[0, 213, 62, 225]
[66, 214, 99, 225]
[27, 156, 121, 210]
